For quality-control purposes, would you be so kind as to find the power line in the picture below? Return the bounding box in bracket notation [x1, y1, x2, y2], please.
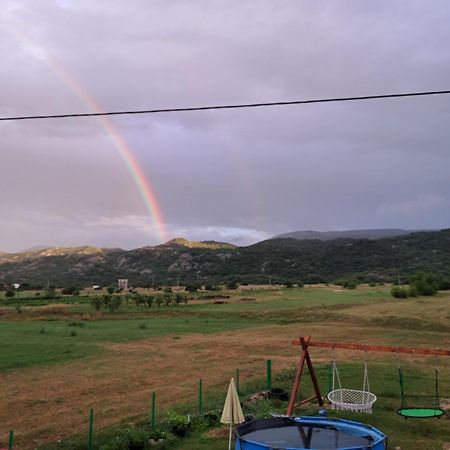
[1, 89, 449, 122]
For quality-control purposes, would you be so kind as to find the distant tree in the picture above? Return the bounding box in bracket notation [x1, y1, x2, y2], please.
[103, 294, 112, 307]
[163, 286, 173, 293]
[42, 287, 58, 299]
[145, 295, 154, 308]
[163, 293, 172, 307]
[155, 295, 164, 309]
[61, 286, 80, 296]
[174, 293, 185, 306]
[185, 284, 200, 293]
[107, 286, 115, 295]
[5, 289, 15, 298]
[133, 293, 144, 307]
[438, 279, 450, 290]
[285, 281, 294, 288]
[107, 295, 122, 313]
[226, 281, 238, 290]
[91, 296, 103, 312]
[343, 280, 358, 290]
[410, 273, 438, 296]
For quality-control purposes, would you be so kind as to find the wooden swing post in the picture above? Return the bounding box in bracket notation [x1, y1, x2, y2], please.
[287, 336, 324, 416]
[287, 336, 450, 416]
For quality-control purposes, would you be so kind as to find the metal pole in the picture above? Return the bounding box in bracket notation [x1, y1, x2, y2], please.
[199, 379, 203, 415]
[267, 359, 272, 391]
[88, 409, 94, 450]
[236, 368, 240, 395]
[151, 392, 156, 431]
[8, 431, 13, 449]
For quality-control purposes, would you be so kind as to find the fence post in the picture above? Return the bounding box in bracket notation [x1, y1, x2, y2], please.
[198, 379, 203, 415]
[151, 392, 156, 431]
[266, 359, 272, 391]
[8, 431, 13, 450]
[236, 368, 240, 395]
[88, 409, 94, 450]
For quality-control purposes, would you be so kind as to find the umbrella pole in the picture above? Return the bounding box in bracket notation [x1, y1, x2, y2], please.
[228, 400, 233, 450]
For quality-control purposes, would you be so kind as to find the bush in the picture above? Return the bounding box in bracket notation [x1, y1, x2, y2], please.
[5, 289, 15, 298]
[391, 286, 408, 299]
[185, 284, 200, 293]
[407, 285, 418, 297]
[167, 411, 190, 438]
[42, 288, 59, 300]
[343, 280, 358, 289]
[61, 286, 80, 296]
[226, 281, 239, 290]
[437, 279, 450, 290]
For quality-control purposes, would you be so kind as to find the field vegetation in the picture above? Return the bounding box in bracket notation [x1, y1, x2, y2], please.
[0, 284, 449, 449]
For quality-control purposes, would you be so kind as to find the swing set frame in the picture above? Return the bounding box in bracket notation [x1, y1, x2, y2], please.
[287, 336, 450, 416]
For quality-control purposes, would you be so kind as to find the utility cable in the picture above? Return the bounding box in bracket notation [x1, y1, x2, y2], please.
[1, 89, 449, 122]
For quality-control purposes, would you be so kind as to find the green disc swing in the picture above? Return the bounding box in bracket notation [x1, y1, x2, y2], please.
[397, 365, 445, 418]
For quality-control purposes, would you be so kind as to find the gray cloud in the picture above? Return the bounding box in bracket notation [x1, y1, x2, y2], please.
[1, 0, 450, 252]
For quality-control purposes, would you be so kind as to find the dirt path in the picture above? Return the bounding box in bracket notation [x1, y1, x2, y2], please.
[0, 322, 436, 449]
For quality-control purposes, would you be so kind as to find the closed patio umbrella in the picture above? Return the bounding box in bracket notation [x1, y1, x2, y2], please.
[221, 378, 245, 450]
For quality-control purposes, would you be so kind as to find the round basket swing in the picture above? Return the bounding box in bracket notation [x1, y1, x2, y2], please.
[327, 358, 377, 414]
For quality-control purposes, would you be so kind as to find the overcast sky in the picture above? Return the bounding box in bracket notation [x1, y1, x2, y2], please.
[1, 1, 450, 252]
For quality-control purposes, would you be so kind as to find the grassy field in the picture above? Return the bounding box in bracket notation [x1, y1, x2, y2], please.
[0, 285, 449, 449]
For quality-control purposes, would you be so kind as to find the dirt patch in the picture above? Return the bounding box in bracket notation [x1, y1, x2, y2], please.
[206, 427, 230, 438]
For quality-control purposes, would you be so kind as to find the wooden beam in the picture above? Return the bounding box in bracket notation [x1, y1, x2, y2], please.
[301, 337, 324, 407]
[291, 339, 450, 357]
[287, 336, 310, 416]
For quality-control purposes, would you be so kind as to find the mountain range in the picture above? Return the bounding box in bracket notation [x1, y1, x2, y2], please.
[0, 229, 449, 287]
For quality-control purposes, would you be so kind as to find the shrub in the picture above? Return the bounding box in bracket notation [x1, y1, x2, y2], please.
[167, 411, 190, 437]
[42, 288, 59, 300]
[185, 284, 200, 293]
[437, 279, 450, 290]
[391, 286, 408, 299]
[407, 285, 418, 297]
[226, 281, 239, 290]
[138, 323, 147, 330]
[61, 286, 80, 296]
[5, 289, 15, 298]
[343, 280, 358, 289]
[70, 330, 77, 337]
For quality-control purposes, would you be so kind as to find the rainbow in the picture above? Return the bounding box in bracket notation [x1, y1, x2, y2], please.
[12, 31, 167, 242]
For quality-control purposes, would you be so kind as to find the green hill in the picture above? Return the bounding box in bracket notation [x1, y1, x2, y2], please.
[0, 231, 449, 287]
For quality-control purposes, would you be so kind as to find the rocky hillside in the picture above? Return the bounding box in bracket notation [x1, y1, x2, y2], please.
[1, 231, 449, 287]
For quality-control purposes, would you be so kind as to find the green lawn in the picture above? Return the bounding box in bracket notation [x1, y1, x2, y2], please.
[0, 315, 259, 371]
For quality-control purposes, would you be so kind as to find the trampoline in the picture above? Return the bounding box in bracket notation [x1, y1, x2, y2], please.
[235, 416, 386, 450]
